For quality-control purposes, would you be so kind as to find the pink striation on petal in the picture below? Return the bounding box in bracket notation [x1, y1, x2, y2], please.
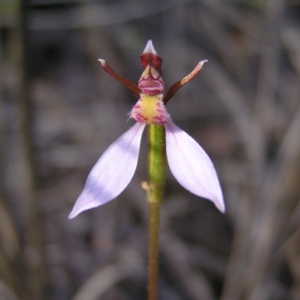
[165, 120, 225, 213]
[69, 122, 146, 219]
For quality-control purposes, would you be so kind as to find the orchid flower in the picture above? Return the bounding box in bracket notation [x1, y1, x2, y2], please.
[69, 40, 224, 219]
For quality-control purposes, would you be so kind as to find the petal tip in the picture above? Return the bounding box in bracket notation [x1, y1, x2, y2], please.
[68, 204, 84, 219]
[211, 190, 225, 213]
[143, 40, 157, 54]
[200, 59, 208, 66]
[215, 199, 225, 213]
[98, 58, 106, 66]
[68, 210, 77, 219]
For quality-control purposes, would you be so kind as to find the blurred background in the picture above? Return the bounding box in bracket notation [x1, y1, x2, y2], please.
[1, 0, 300, 299]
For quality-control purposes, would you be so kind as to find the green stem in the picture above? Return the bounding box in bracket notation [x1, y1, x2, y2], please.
[148, 201, 161, 300]
[147, 124, 167, 300]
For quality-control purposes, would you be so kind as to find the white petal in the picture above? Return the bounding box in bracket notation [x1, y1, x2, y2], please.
[69, 122, 146, 219]
[165, 120, 225, 213]
[143, 40, 157, 54]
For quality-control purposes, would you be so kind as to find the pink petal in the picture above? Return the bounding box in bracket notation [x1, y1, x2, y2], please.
[165, 120, 225, 213]
[69, 122, 146, 219]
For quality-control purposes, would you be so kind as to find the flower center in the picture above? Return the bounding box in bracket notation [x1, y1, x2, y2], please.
[130, 94, 170, 125]
[138, 65, 165, 96]
[138, 79, 164, 96]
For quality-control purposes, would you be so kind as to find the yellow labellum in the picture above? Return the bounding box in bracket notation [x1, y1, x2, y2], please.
[130, 94, 170, 125]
